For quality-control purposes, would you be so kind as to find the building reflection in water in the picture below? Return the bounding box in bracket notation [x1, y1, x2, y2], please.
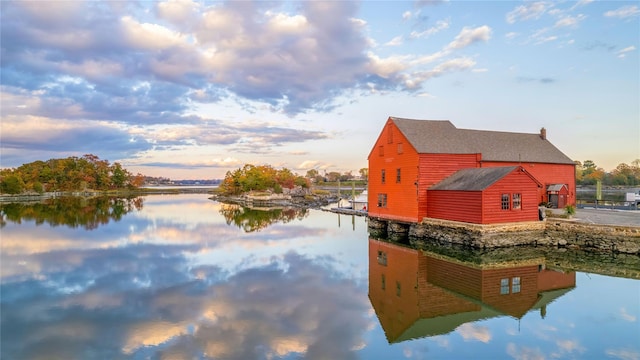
[368, 238, 576, 343]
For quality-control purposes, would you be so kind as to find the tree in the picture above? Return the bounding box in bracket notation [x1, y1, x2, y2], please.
[110, 162, 128, 188]
[326, 171, 341, 182]
[219, 164, 308, 195]
[1, 175, 24, 194]
[359, 168, 368, 180]
[306, 169, 319, 179]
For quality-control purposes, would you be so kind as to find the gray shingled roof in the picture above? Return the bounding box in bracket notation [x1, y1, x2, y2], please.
[390, 117, 575, 164]
[429, 166, 518, 191]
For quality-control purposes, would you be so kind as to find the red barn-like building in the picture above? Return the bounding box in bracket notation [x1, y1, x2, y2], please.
[367, 117, 576, 224]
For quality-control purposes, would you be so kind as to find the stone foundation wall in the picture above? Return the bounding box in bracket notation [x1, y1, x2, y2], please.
[370, 217, 640, 255]
[541, 219, 640, 254]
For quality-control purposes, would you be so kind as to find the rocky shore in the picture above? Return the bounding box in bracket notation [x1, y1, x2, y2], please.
[209, 187, 340, 209]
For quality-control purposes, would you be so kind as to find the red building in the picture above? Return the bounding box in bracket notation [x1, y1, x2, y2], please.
[367, 117, 576, 224]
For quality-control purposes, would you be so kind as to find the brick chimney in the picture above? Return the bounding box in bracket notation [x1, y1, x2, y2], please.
[540, 127, 547, 140]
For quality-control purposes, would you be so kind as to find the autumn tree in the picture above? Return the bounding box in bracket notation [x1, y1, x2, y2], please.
[219, 164, 308, 195]
[0, 155, 141, 193]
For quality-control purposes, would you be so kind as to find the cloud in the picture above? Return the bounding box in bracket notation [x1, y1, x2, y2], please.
[553, 339, 586, 357]
[409, 18, 450, 39]
[0, 1, 373, 117]
[554, 14, 587, 28]
[570, 0, 594, 11]
[617, 46, 636, 59]
[139, 158, 244, 169]
[619, 307, 637, 322]
[517, 76, 556, 84]
[457, 323, 492, 343]
[385, 36, 404, 47]
[506, 343, 545, 360]
[445, 25, 492, 51]
[296, 160, 334, 171]
[0, 115, 153, 164]
[506, 2, 551, 24]
[582, 41, 617, 52]
[505, 32, 519, 40]
[605, 348, 640, 360]
[367, 25, 490, 91]
[604, 5, 640, 19]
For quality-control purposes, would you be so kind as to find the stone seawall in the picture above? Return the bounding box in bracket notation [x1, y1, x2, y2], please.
[369, 217, 640, 255]
[542, 219, 640, 254]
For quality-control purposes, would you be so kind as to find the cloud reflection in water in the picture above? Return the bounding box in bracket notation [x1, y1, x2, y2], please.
[1, 202, 369, 359]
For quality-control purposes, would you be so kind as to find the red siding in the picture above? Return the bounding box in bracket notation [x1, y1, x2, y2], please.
[418, 153, 479, 221]
[427, 168, 540, 224]
[482, 169, 540, 223]
[368, 119, 421, 222]
[482, 161, 576, 206]
[427, 190, 483, 223]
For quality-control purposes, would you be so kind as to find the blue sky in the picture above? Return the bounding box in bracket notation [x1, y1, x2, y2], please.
[1, 0, 638, 179]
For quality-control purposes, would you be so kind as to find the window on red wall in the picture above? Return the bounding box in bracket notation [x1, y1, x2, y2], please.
[397, 143, 403, 154]
[512, 193, 522, 210]
[377, 194, 387, 207]
[501, 194, 510, 210]
[387, 124, 393, 143]
[396, 168, 401, 183]
[381, 169, 386, 184]
[378, 145, 384, 156]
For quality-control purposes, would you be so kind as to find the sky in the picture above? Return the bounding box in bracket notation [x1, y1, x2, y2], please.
[1, 0, 638, 179]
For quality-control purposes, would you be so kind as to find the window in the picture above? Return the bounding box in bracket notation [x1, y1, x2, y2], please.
[381, 169, 386, 184]
[387, 124, 394, 143]
[501, 194, 510, 210]
[381, 274, 386, 290]
[512, 277, 521, 293]
[500, 278, 510, 295]
[377, 194, 387, 207]
[397, 143, 403, 154]
[396, 281, 401, 296]
[396, 168, 401, 183]
[512, 193, 522, 210]
[377, 251, 387, 266]
[378, 146, 384, 156]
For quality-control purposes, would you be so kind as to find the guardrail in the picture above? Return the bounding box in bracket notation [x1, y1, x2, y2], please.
[577, 199, 639, 210]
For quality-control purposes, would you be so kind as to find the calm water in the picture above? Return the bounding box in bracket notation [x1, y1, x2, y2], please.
[1, 194, 639, 360]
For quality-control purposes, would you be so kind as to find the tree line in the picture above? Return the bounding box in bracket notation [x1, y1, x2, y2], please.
[219, 164, 309, 195]
[576, 159, 640, 186]
[0, 154, 144, 194]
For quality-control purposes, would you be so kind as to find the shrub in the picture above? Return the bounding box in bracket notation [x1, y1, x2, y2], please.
[565, 204, 576, 216]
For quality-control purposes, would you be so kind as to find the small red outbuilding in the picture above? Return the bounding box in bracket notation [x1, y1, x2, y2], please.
[427, 166, 542, 224]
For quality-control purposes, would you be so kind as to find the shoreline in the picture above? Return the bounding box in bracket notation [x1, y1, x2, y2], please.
[3, 192, 637, 254]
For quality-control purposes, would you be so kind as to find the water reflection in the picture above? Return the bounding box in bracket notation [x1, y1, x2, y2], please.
[218, 204, 309, 232]
[1, 195, 638, 360]
[0, 195, 370, 360]
[0, 196, 143, 230]
[369, 238, 576, 343]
